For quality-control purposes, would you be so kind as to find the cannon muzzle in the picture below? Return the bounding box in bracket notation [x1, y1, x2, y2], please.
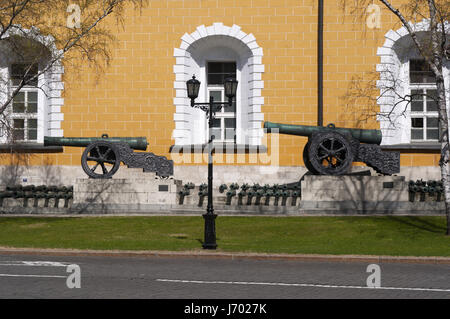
[44, 134, 148, 151]
[264, 121, 382, 145]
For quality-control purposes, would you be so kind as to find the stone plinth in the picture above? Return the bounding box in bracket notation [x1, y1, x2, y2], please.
[73, 169, 182, 213]
[301, 175, 408, 201]
[300, 175, 444, 214]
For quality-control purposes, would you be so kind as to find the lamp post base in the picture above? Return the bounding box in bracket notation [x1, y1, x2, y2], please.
[202, 212, 217, 249]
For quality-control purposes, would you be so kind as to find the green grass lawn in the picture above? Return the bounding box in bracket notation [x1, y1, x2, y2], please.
[0, 216, 449, 257]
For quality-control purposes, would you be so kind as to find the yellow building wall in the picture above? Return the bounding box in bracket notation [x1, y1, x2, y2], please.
[0, 0, 440, 167]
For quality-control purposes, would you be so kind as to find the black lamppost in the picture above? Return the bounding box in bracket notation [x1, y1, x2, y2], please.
[317, 0, 324, 127]
[186, 75, 238, 250]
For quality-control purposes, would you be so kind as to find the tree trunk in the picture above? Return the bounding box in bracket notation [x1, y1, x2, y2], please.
[440, 155, 450, 236]
[427, 0, 449, 235]
[436, 76, 450, 236]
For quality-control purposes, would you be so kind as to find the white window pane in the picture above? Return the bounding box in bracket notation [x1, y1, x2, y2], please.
[426, 90, 438, 112]
[13, 119, 25, 140]
[207, 62, 236, 85]
[225, 118, 236, 128]
[427, 118, 438, 128]
[426, 100, 438, 112]
[28, 119, 37, 129]
[11, 64, 38, 87]
[28, 129, 37, 140]
[14, 92, 25, 102]
[411, 90, 423, 112]
[28, 92, 38, 102]
[411, 101, 423, 112]
[210, 119, 221, 141]
[208, 74, 223, 85]
[27, 102, 38, 113]
[411, 118, 423, 128]
[225, 100, 236, 113]
[427, 89, 437, 98]
[13, 119, 24, 129]
[209, 91, 223, 113]
[12, 92, 25, 113]
[426, 129, 439, 140]
[411, 129, 423, 140]
[210, 90, 221, 101]
[27, 92, 38, 113]
[212, 118, 221, 127]
[13, 130, 24, 140]
[211, 128, 221, 141]
[409, 60, 436, 84]
[225, 118, 236, 140]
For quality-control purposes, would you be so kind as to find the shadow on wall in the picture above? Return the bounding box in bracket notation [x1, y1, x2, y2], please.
[332, 174, 444, 215]
[0, 154, 64, 186]
[0, 153, 29, 186]
[339, 72, 380, 129]
[39, 156, 63, 186]
[70, 178, 130, 214]
[336, 175, 405, 214]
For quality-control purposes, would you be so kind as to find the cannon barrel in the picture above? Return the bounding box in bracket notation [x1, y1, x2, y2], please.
[264, 121, 382, 145]
[44, 135, 148, 151]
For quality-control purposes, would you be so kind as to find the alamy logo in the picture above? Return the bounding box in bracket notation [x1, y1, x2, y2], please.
[67, 4, 81, 29]
[366, 4, 381, 29]
[366, 264, 381, 288]
[66, 264, 81, 289]
[170, 129, 280, 171]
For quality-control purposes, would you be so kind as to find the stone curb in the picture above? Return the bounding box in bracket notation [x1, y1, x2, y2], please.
[0, 247, 449, 265]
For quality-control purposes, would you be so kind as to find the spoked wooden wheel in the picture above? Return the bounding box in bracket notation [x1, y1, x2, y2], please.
[81, 141, 120, 179]
[308, 132, 353, 175]
[303, 142, 319, 175]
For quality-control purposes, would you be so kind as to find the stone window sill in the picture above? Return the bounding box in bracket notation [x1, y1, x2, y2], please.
[0, 143, 63, 153]
[169, 144, 267, 154]
[381, 143, 440, 152]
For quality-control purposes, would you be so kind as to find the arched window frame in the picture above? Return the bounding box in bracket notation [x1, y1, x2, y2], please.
[172, 23, 264, 148]
[0, 26, 65, 146]
[376, 20, 450, 146]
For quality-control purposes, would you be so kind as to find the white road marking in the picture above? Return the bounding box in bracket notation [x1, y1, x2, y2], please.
[0, 261, 69, 267]
[0, 261, 70, 279]
[156, 279, 450, 293]
[0, 274, 66, 278]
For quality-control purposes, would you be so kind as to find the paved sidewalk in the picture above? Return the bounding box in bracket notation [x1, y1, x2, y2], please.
[0, 247, 449, 264]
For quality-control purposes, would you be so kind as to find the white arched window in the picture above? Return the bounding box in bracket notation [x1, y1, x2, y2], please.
[376, 20, 450, 146]
[172, 23, 264, 148]
[0, 27, 64, 146]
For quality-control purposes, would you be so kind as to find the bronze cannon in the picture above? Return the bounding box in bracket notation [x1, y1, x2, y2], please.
[44, 134, 173, 179]
[264, 122, 400, 175]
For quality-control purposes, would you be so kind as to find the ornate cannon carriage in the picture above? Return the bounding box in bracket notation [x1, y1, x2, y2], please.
[44, 134, 173, 179]
[264, 122, 400, 176]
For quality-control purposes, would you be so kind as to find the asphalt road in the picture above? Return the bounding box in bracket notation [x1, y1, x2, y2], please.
[0, 253, 448, 300]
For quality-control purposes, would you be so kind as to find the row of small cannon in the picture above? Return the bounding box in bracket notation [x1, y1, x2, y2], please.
[408, 180, 444, 202]
[178, 183, 301, 206]
[0, 185, 74, 208]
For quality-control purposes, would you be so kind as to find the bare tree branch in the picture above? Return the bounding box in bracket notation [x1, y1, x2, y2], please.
[341, 0, 450, 234]
[0, 0, 147, 133]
